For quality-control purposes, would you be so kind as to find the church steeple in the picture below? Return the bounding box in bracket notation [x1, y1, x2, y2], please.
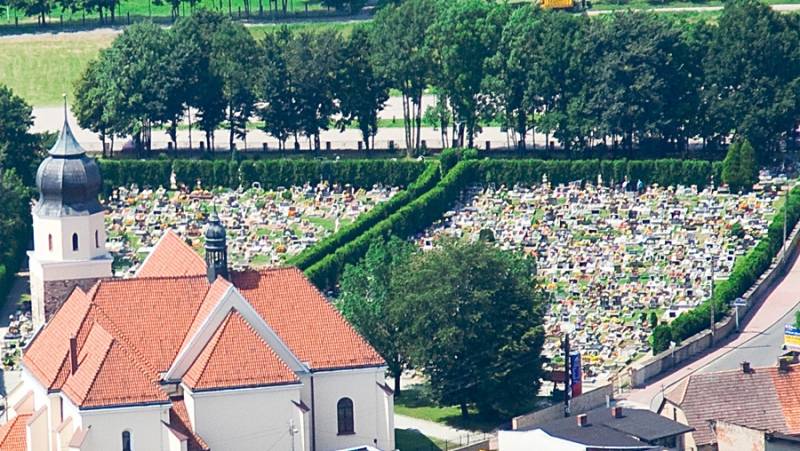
[205, 207, 228, 283]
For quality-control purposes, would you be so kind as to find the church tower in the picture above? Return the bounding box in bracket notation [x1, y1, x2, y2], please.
[204, 208, 228, 282]
[28, 104, 112, 327]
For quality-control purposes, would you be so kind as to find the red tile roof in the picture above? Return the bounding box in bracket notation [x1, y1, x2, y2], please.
[168, 399, 210, 451]
[665, 364, 800, 446]
[138, 230, 207, 278]
[0, 413, 30, 451]
[23, 231, 383, 410]
[184, 310, 299, 391]
[233, 268, 384, 371]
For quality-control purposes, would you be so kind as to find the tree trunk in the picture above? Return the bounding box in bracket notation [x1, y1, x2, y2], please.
[394, 373, 401, 396]
[460, 402, 469, 418]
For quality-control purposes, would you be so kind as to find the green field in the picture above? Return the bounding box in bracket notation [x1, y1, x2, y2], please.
[395, 429, 446, 451]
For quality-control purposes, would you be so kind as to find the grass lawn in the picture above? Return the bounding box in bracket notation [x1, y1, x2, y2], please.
[395, 384, 519, 432]
[395, 429, 447, 451]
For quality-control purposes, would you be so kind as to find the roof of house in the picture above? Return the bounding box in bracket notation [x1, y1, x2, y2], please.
[22, 231, 384, 411]
[0, 413, 31, 451]
[168, 398, 210, 451]
[533, 406, 692, 448]
[664, 363, 800, 447]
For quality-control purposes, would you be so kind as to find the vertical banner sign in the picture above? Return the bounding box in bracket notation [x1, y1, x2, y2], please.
[570, 351, 582, 398]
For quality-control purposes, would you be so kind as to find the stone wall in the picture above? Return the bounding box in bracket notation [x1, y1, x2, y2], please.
[629, 218, 800, 388]
[510, 384, 614, 431]
[43, 277, 103, 320]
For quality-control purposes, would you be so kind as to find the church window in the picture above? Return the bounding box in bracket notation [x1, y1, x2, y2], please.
[337, 397, 354, 435]
[72, 233, 79, 251]
[95, 230, 99, 248]
[122, 430, 132, 451]
[48, 234, 53, 251]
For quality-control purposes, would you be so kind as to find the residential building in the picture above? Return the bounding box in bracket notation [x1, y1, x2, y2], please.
[659, 361, 800, 451]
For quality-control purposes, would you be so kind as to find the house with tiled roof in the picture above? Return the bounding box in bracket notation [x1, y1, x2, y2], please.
[4, 117, 394, 451]
[659, 360, 800, 451]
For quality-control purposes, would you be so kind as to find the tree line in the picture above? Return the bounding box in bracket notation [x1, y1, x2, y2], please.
[75, 0, 800, 160]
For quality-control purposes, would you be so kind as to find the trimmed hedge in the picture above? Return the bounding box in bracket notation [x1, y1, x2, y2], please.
[652, 185, 800, 353]
[305, 160, 476, 288]
[288, 161, 441, 270]
[98, 158, 428, 192]
[473, 158, 722, 188]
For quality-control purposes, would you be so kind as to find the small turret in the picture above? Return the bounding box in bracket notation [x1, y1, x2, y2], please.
[205, 207, 228, 282]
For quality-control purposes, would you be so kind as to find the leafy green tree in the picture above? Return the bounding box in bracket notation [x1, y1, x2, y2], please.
[704, 0, 800, 158]
[722, 140, 759, 192]
[428, 0, 507, 149]
[336, 27, 389, 151]
[370, 0, 439, 155]
[390, 239, 546, 417]
[210, 20, 260, 152]
[651, 324, 672, 354]
[0, 85, 41, 184]
[336, 237, 413, 394]
[257, 26, 298, 150]
[73, 59, 120, 157]
[172, 11, 228, 151]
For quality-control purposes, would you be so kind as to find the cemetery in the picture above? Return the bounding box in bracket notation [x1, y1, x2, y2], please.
[419, 173, 786, 383]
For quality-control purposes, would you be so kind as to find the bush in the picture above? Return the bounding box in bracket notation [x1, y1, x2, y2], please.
[288, 162, 441, 270]
[652, 324, 672, 354]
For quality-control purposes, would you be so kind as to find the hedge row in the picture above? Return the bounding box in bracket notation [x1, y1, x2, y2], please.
[473, 158, 723, 188]
[305, 160, 477, 288]
[288, 162, 441, 270]
[652, 185, 800, 353]
[98, 158, 428, 192]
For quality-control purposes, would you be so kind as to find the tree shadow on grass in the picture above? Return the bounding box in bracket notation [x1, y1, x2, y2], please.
[395, 429, 443, 451]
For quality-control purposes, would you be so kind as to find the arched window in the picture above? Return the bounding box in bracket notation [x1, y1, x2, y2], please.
[48, 234, 53, 251]
[95, 230, 99, 248]
[122, 430, 132, 451]
[337, 398, 354, 435]
[72, 233, 79, 251]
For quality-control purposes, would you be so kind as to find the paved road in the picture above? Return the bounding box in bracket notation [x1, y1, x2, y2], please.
[620, 246, 800, 409]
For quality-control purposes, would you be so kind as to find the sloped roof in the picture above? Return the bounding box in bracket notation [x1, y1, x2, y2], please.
[23, 229, 384, 409]
[183, 310, 299, 391]
[168, 399, 210, 451]
[0, 413, 31, 451]
[137, 230, 207, 278]
[665, 364, 800, 446]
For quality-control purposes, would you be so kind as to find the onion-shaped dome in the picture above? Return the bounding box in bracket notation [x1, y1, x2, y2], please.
[204, 209, 227, 249]
[33, 117, 103, 217]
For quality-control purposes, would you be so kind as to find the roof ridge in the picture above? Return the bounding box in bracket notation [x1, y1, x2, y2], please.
[99, 274, 208, 284]
[90, 304, 160, 378]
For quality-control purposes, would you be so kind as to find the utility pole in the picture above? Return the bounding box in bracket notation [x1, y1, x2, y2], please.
[563, 333, 570, 417]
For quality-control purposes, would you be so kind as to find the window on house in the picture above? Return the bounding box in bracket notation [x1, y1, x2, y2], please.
[95, 230, 99, 248]
[72, 233, 79, 251]
[337, 398, 354, 435]
[48, 234, 53, 251]
[122, 431, 132, 451]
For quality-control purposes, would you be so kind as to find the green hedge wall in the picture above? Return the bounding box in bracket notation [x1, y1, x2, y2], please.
[652, 185, 800, 353]
[98, 158, 428, 192]
[305, 160, 476, 288]
[473, 158, 722, 188]
[289, 161, 442, 270]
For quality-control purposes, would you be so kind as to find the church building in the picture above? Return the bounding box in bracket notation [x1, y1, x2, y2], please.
[1, 115, 395, 451]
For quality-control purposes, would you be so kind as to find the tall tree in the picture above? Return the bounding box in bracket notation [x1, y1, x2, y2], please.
[370, 0, 438, 155]
[336, 237, 413, 395]
[722, 140, 758, 192]
[210, 20, 260, 152]
[704, 0, 800, 158]
[172, 11, 228, 151]
[336, 27, 389, 151]
[428, 0, 507, 148]
[258, 26, 298, 150]
[73, 58, 120, 156]
[0, 85, 41, 184]
[391, 239, 546, 418]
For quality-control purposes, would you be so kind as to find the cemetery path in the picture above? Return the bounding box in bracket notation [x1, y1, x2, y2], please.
[620, 247, 800, 410]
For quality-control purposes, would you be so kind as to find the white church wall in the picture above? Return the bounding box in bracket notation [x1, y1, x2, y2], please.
[73, 403, 166, 451]
[309, 366, 393, 451]
[185, 383, 305, 451]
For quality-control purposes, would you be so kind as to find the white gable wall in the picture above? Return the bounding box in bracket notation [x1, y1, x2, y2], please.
[184, 383, 306, 451]
[65, 400, 167, 451]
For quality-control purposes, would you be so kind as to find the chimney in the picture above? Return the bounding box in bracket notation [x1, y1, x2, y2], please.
[611, 406, 623, 418]
[69, 335, 78, 375]
[741, 361, 751, 373]
[779, 358, 791, 373]
[576, 414, 588, 427]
